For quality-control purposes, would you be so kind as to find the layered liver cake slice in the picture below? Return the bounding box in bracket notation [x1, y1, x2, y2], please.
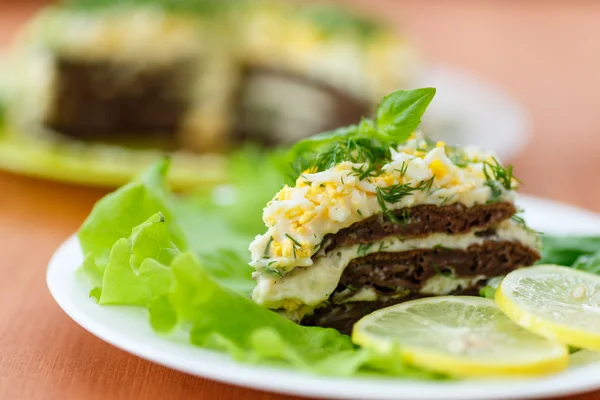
[249, 131, 540, 334]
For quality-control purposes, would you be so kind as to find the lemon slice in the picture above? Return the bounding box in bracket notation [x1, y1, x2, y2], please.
[496, 264, 600, 351]
[352, 296, 568, 377]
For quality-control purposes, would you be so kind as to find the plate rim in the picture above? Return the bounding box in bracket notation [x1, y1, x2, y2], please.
[47, 194, 600, 400]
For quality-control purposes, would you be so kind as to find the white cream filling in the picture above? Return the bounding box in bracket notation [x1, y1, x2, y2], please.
[251, 220, 539, 310]
[419, 274, 487, 295]
[332, 287, 379, 304]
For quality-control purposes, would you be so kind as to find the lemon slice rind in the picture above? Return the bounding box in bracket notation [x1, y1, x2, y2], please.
[496, 264, 600, 351]
[352, 296, 568, 378]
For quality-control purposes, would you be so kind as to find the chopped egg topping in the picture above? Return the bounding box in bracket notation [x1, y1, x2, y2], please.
[249, 138, 516, 275]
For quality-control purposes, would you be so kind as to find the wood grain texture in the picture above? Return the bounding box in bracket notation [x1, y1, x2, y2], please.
[1, 1, 600, 399]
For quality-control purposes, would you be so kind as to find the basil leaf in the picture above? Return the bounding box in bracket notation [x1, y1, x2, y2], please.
[376, 88, 436, 140]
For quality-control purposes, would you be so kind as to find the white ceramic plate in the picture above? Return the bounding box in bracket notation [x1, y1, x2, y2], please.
[47, 195, 600, 400]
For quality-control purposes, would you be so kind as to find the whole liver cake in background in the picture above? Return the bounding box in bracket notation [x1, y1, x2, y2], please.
[2, 0, 416, 155]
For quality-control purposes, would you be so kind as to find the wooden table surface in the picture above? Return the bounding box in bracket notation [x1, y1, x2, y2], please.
[2, 1, 600, 399]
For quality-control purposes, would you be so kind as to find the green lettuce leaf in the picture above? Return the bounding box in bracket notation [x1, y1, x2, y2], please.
[78, 159, 186, 270]
[77, 159, 436, 378]
[540, 235, 600, 266]
[572, 251, 600, 275]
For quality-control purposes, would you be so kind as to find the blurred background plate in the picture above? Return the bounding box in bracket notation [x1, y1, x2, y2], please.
[417, 65, 531, 161]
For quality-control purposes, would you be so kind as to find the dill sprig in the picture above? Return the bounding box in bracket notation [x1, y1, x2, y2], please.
[285, 233, 301, 246]
[285, 233, 302, 259]
[350, 163, 378, 180]
[357, 242, 374, 257]
[483, 157, 518, 202]
[416, 176, 435, 194]
[400, 209, 411, 225]
[375, 182, 414, 223]
[395, 161, 408, 177]
[291, 136, 388, 180]
[263, 236, 274, 258]
[375, 176, 438, 222]
[265, 263, 284, 278]
[432, 263, 452, 277]
[511, 211, 542, 235]
[483, 157, 516, 190]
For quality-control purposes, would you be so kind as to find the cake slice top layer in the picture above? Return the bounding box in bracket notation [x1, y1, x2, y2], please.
[249, 134, 519, 275]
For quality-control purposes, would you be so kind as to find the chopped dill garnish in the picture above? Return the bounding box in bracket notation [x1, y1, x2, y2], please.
[378, 241, 388, 252]
[291, 135, 388, 179]
[511, 214, 526, 225]
[265, 265, 283, 278]
[263, 236, 274, 258]
[341, 176, 345, 184]
[448, 148, 470, 168]
[439, 194, 455, 206]
[401, 208, 411, 226]
[432, 244, 452, 251]
[285, 233, 301, 247]
[374, 175, 438, 223]
[512, 213, 542, 235]
[396, 161, 408, 177]
[376, 183, 414, 223]
[377, 182, 415, 204]
[350, 163, 378, 180]
[483, 157, 518, 202]
[416, 176, 435, 194]
[285, 233, 302, 258]
[357, 209, 363, 216]
[357, 242, 374, 256]
[432, 263, 452, 277]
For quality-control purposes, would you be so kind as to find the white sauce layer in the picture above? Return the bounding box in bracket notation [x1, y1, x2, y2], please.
[251, 219, 539, 310]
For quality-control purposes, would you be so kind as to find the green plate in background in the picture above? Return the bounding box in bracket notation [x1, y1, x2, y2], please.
[0, 124, 228, 189]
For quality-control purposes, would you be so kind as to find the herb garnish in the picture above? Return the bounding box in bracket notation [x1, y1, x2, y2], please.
[357, 243, 374, 257]
[512, 211, 542, 235]
[288, 89, 437, 181]
[439, 195, 455, 206]
[432, 263, 453, 277]
[483, 157, 518, 202]
[285, 233, 302, 259]
[400, 209, 411, 226]
[376, 183, 414, 223]
[263, 236, 274, 258]
[416, 176, 435, 194]
[396, 161, 408, 177]
[375, 177, 435, 223]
